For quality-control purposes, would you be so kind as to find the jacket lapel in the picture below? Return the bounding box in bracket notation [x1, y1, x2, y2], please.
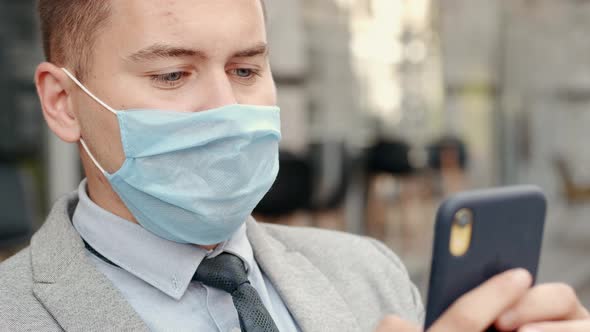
[247, 219, 361, 332]
[30, 193, 148, 332]
[31, 193, 360, 331]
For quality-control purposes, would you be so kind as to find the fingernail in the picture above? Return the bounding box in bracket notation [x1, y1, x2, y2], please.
[498, 310, 517, 328]
[511, 268, 532, 285]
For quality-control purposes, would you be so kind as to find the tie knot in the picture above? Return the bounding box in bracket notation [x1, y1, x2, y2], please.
[193, 252, 249, 293]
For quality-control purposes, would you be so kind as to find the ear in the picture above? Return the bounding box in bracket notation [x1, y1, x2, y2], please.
[35, 62, 81, 143]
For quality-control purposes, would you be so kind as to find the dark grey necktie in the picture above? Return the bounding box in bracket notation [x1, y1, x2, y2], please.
[193, 253, 280, 332]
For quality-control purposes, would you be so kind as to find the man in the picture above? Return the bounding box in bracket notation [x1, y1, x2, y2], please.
[0, 1, 588, 331]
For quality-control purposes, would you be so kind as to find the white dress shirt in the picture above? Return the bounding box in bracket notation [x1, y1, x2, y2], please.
[72, 180, 300, 332]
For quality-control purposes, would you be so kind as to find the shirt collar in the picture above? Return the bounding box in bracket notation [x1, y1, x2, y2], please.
[72, 179, 254, 300]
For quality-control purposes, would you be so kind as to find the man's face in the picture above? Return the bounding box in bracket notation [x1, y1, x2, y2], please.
[74, 0, 275, 173]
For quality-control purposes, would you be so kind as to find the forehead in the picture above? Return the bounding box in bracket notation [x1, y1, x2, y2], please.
[101, 0, 266, 56]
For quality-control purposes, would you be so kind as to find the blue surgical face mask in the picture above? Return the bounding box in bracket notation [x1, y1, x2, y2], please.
[62, 68, 281, 245]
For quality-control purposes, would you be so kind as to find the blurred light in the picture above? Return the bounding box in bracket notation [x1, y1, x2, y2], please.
[404, 0, 431, 32]
[406, 39, 427, 64]
[349, 0, 404, 64]
[371, 79, 402, 123]
[351, 39, 403, 65]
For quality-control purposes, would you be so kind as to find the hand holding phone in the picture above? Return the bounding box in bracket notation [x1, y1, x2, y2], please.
[424, 186, 547, 330]
[376, 268, 589, 332]
[376, 184, 590, 331]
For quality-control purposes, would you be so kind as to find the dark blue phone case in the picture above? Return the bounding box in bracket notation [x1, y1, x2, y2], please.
[424, 186, 547, 330]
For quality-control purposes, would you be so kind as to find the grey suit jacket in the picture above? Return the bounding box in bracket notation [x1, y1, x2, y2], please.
[0, 192, 424, 332]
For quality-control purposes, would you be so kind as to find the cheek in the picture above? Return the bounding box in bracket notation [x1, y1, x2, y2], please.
[77, 100, 127, 173]
[236, 77, 277, 106]
[267, 80, 278, 105]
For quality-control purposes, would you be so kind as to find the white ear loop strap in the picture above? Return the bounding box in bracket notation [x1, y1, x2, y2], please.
[80, 139, 108, 175]
[60, 68, 118, 114]
[61, 68, 112, 175]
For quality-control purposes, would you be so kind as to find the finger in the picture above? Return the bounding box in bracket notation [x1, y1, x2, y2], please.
[429, 268, 532, 332]
[496, 283, 590, 331]
[518, 319, 590, 332]
[375, 315, 421, 332]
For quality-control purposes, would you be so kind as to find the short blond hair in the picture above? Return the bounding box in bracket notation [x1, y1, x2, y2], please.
[38, 0, 111, 81]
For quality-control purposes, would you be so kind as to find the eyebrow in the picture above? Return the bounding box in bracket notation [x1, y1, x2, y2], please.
[126, 44, 205, 62]
[232, 43, 268, 58]
[126, 43, 268, 63]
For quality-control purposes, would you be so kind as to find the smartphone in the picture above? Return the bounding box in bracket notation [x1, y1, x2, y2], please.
[424, 186, 547, 330]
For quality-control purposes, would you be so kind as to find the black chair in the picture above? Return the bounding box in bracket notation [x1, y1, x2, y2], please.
[0, 164, 34, 248]
[307, 142, 351, 211]
[254, 151, 313, 217]
[255, 143, 352, 217]
[367, 139, 415, 176]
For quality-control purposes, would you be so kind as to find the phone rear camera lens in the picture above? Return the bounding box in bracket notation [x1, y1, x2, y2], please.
[455, 210, 472, 227]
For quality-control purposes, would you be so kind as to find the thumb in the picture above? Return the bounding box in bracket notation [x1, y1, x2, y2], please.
[375, 315, 421, 332]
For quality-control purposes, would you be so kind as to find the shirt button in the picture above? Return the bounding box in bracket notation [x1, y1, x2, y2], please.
[171, 275, 179, 290]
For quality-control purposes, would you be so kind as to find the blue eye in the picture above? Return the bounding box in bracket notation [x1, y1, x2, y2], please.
[149, 71, 191, 89]
[155, 72, 185, 82]
[235, 68, 253, 78]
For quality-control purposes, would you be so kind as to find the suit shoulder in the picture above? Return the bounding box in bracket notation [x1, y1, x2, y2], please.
[0, 247, 35, 303]
[258, 223, 407, 271]
[0, 247, 58, 329]
[258, 222, 425, 324]
[0, 247, 33, 286]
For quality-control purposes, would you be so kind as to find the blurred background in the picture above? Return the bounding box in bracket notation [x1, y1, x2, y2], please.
[2, 0, 590, 306]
